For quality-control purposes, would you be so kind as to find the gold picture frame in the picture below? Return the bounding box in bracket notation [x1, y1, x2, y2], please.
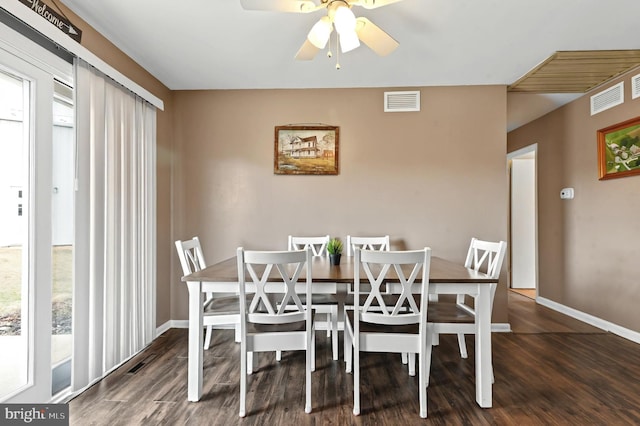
[274, 125, 339, 175]
[597, 116, 640, 180]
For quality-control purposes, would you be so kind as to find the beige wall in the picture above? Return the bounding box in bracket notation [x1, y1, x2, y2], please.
[52, 2, 174, 326]
[508, 72, 640, 333]
[172, 86, 510, 322]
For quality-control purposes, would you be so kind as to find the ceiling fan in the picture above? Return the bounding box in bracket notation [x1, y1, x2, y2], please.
[240, 0, 403, 61]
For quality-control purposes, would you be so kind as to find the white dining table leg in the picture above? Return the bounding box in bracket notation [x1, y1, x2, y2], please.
[187, 280, 203, 402]
[475, 282, 494, 408]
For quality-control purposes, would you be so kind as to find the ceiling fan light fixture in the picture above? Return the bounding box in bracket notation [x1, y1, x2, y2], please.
[333, 4, 357, 34]
[339, 30, 360, 53]
[242, 0, 402, 63]
[308, 16, 333, 49]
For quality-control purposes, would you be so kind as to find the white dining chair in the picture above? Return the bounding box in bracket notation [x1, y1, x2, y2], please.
[175, 237, 241, 349]
[288, 235, 339, 361]
[236, 247, 316, 417]
[344, 247, 433, 418]
[344, 235, 391, 363]
[427, 238, 506, 381]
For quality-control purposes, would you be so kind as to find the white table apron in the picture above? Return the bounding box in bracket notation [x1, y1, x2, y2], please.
[185, 280, 495, 408]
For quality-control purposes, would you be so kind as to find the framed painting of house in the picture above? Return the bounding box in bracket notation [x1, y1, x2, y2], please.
[274, 125, 339, 175]
[597, 116, 640, 180]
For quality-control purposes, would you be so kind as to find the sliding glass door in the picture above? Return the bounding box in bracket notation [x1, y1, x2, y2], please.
[0, 29, 74, 403]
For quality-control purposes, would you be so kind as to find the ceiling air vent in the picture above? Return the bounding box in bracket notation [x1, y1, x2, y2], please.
[632, 73, 640, 99]
[384, 91, 420, 112]
[590, 82, 624, 115]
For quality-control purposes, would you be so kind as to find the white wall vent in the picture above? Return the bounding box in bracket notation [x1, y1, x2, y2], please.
[384, 91, 420, 112]
[632, 73, 640, 100]
[590, 82, 624, 115]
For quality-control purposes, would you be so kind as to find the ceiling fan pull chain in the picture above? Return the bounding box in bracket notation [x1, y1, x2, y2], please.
[336, 33, 341, 70]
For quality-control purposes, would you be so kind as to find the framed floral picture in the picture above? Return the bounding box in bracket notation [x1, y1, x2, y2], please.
[597, 116, 640, 180]
[274, 125, 339, 175]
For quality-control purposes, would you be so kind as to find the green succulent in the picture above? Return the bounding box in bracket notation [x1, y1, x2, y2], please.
[327, 238, 343, 255]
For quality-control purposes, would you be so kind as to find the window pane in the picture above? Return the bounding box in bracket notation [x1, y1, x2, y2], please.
[51, 87, 74, 395]
[0, 69, 29, 400]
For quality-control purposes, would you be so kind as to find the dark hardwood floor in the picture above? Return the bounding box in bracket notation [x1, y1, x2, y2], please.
[69, 292, 640, 425]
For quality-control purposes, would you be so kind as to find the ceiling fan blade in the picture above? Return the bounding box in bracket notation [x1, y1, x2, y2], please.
[240, 0, 324, 13]
[352, 0, 404, 10]
[355, 17, 399, 56]
[295, 39, 321, 60]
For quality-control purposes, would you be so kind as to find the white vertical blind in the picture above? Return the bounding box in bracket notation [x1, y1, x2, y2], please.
[72, 59, 156, 391]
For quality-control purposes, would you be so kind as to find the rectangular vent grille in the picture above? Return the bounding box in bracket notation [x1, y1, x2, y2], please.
[590, 82, 624, 115]
[384, 91, 420, 112]
[632, 73, 640, 99]
[127, 353, 157, 374]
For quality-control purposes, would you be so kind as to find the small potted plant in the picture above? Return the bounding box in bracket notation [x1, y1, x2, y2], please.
[327, 237, 343, 266]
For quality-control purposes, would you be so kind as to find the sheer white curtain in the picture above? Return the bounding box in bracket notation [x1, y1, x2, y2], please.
[72, 59, 156, 392]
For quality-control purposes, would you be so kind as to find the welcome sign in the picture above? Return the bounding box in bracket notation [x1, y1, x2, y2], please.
[18, 0, 82, 42]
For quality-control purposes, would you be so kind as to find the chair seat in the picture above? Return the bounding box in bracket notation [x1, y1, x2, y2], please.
[247, 320, 304, 333]
[298, 294, 337, 305]
[345, 293, 400, 307]
[346, 310, 419, 334]
[248, 315, 316, 333]
[203, 295, 251, 316]
[427, 302, 474, 323]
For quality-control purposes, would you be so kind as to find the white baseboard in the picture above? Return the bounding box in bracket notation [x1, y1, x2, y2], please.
[169, 320, 189, 329]
[537, 296, 640, 344]
[155, 320, 173, 336]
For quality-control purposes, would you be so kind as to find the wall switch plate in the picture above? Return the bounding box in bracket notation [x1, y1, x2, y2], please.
[560, 188, 574, 199]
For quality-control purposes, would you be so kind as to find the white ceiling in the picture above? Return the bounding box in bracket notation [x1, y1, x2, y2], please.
[59, 0, 640, 130]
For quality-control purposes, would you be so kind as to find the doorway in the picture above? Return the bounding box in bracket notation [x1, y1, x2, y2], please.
[508, 144, 538, 299]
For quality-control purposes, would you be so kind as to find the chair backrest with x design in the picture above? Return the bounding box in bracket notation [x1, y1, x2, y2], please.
[464, 238, 507, 281]
[346, 235, 390, 256]
[355, 248, 431, 326]
[237, 248, 312, 325]
[288, 235, 330, 257]
[454, 237, 507, 309]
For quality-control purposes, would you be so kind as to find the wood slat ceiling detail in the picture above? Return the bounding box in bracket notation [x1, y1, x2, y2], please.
[508, 50, 640, 93]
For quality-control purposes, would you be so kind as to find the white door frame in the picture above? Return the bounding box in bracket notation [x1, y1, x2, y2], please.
[0, 45, 53, 403]
[507, 143, 539, 297]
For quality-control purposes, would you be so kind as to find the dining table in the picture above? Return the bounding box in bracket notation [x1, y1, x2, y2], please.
[181, 254, 497, 408]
